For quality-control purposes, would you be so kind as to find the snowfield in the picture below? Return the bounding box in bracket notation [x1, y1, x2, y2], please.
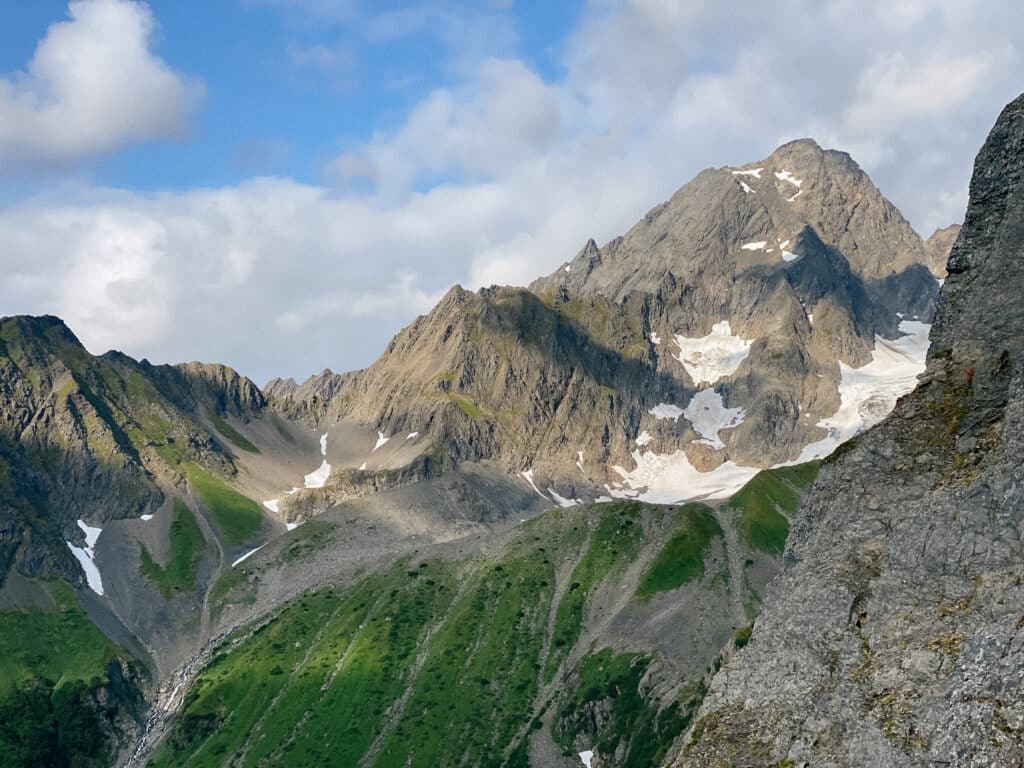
[684, 389, 746, 449]
[66, 519, 104, 595]
[303, 460, 331, 489]
[611, 449, 760, 504]
[521, 469, 548, 499]
[672, 321, 753, 386]
[303, 432, 332, 488]
[232, 543, 266, 568]
[795, 319, 931, 462]
[548, 488, 581, 508]
[649, 403, 683, 421]
[609, 318, 929, 504]
[775, 169, 803, 187]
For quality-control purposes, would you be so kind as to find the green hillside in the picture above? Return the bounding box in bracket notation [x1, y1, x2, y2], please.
[148, 465, 819, 767]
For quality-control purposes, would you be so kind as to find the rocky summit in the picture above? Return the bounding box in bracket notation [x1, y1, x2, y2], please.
[0, 123, 977, 768]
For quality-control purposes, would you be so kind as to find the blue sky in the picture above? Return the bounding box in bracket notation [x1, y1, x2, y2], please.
[0, 0, 582, 191]
[0, 1, 1022, 383]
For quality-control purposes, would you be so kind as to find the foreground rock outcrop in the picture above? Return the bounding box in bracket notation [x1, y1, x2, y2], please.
[679, 93, 1024, 768]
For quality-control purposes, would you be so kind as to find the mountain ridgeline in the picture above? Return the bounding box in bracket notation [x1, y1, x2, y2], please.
[0, 119, 982, 768]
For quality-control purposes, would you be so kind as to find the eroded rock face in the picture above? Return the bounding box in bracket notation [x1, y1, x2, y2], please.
[0, 316, 257, 587]
[678, 93, 1024, 768]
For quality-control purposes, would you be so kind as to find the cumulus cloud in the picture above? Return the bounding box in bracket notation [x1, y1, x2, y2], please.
[2, 0, 1022, 382]
[0, 0, 203, 170]
[0, 179, 513, 381]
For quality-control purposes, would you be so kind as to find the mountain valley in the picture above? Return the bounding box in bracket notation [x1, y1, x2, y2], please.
[1, 115, 996, 768]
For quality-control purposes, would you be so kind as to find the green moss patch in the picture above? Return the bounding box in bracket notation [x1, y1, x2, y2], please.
[730, 462, 819, 555]
[140, 498, 206, 596]
[636, 504, 722, 599]
[184, 463, 264, 545]
[447, 393, 491, 420]
[0, 581, 122, 697]
[207, 411, 260, 454]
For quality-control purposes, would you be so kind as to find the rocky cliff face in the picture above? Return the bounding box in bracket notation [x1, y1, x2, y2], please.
[269, 139, 947, 505]
[0, 315, 262, 590]
[678, 93, 1024, 768]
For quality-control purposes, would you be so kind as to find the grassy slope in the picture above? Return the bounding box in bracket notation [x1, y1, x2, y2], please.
[730, 462, 820, 554]
[0, 581, 122, 696]
[150, 505, 643, 767]
[0, 580, 138, 768]
[544, 503, 647, 681]
[184, 463, 264, 545]
[635, 503, 722, 600]
[207, 410, 261, 454]
[150, 467, 821, 767]
[140, 498, 207, 596]
[553, 648, 705, 768]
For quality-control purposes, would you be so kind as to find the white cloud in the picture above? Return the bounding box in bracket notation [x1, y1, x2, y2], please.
[0, 0, 203, 170]
[329, 58, 562, 196]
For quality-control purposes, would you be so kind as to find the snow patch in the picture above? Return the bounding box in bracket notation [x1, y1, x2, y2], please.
[262, 500, 280, 514]
[319, 433, 328, 456]
[782, 250, 799, 262]
[650, 331, 662, 345]
[286, 522, 301, 531]
[793, 319, 931, 462]
[373, 431, 390, 451]
[672, 321, 753, 386]
[576, 451, 585, 474]
[304, 460, 331, 488]
[731, 168, 762, 178]
[564, 264, 571, 272]
[406, 431, 419, 439]
[140, 514, 154, 521]
[580, 750, 595, 768]
[521, 469, 549, 500]
[684, 389, 745, 449]
[779, 239, 790, 249]
[741, 241, 767, 251]
[611, 450, 759, 505]
[649, 403, 683, 421]
[775, 169, 803, 187]
[231, 544, 266, 568]
[786, 189, 803, 202]
[358, 462, 367, 471]
[636, 431, 653, 447]
[65, 519, 104, 595]
[738, 180, 755, 194]
[547, 489, 580, 508]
